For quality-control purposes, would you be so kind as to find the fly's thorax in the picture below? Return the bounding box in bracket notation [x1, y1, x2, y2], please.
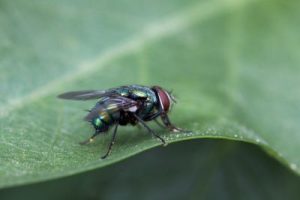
[130, 86, 157, 118]
[114, 85, 158, 119]
[136, 101, 155, 118]
[116, 87, 130, 97]
[117, 85, 157, 102]
[131, 89, 148, 99]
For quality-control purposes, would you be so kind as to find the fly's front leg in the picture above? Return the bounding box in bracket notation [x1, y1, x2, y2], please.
[133, 114, 166, 146]
[160, 113, 186, 133]
[154, 119, 165, 129]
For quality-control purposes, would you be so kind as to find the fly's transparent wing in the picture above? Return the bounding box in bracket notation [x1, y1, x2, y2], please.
[57, 90, 117, 100]
[84, 96, 137, 121]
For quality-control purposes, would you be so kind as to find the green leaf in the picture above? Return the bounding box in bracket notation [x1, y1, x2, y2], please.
[1, 140, 300, 200]
[0, 0, 300, 188]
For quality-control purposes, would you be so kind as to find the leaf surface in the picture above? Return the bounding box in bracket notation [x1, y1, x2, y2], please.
[1, 140, 300, 200]
[0, 0, 300, 188]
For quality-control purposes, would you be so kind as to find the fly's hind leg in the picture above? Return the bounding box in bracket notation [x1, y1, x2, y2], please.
[101, 124, 118, 159]
[160, 113, 189, 133]
[80, 130, 100, 145]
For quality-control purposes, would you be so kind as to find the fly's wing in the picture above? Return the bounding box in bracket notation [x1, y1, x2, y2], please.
[57, 89, 118, 100]
[84, 96, 138, 121]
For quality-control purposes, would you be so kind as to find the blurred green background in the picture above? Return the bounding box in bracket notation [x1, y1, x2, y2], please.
[1, 0, 300, 199]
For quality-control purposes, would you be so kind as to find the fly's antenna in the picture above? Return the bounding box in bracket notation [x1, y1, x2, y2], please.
[168, 90, 177, 104]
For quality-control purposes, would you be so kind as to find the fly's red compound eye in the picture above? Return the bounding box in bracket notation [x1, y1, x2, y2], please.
[153, 86, 172, 112]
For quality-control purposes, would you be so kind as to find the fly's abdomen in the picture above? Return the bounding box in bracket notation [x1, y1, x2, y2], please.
[91, 110, 119, 131]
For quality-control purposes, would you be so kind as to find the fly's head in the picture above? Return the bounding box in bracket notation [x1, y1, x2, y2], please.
[152, 86, 176, 113]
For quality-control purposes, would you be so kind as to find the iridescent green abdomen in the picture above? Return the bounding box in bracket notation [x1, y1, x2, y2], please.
[91, 98, 120, 131]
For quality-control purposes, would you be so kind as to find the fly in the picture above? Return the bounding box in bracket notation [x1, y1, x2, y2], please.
[58, 85, 185, 159]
